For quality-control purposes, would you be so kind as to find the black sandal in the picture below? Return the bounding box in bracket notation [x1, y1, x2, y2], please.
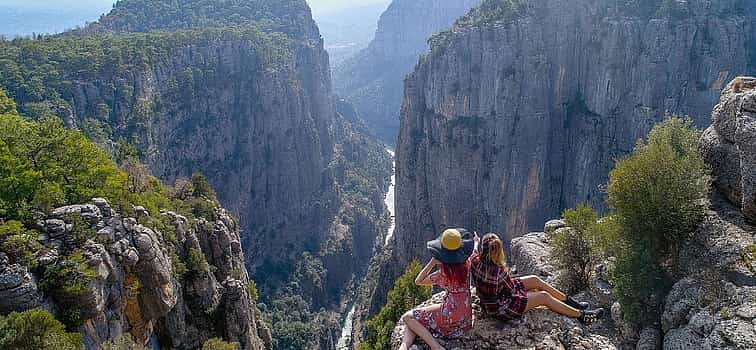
[578, 308, 605, 324]
[565, 296, 590, 310]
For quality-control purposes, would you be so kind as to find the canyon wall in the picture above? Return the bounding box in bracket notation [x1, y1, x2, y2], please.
[390, 0, 750, 272]
[334, 0, 483, 144]
[0, 1, 393, 348]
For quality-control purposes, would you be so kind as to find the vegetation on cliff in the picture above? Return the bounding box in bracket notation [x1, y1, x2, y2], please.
[550, 118, 710, 324]
[0, 309, 81, 350]
[359, 261, 432, 350]
[0, 26, 293, 120]
[429, 0, 749, 56]
[0, 93, 262, 346]
[81, 0, 315, 36]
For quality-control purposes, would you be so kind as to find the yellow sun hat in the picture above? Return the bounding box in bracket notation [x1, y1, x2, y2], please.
[427, 228, 474, 264]
[440, 229, 462, 251]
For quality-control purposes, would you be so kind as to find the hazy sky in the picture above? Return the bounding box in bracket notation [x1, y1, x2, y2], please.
[0, 0, 390, 15]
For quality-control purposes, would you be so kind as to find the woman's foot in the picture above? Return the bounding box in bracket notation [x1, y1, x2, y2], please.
[564, 296, 590, 310]
[578, 308, 605, 324]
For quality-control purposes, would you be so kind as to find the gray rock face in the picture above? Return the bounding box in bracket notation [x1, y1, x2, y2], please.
[392, 295, 617, 350]
[1, 1, 394, 345]
[0, 199, 270, 350]
[660, 77, 756, 349]
[389, 0, 751, 298]
[510, 232, 558, 282]
[702, 77, 756, 222]
[334, 0, 483, 143]
[0, 254, 41, 313]
[661, 194, 756, 350]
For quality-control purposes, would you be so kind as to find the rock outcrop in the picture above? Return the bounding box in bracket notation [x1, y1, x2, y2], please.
[390, 220, 627, 350]
[0, 0, 393, 346]
[702, 77, 756, 222]
[384, 0, 752, 311]
[662, 78, 756, 349]
[0, 255, 41, 314]
[0, 198, 270, 350]
[334, 0, 483, 143]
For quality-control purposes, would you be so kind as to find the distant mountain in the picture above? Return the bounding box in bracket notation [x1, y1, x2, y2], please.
[333, 0, 483, 144]
[315, 3, 389, 65]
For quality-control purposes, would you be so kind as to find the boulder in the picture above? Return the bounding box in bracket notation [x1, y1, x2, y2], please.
[510, 232, 558, 282]
[545, 219, 568, 235]
[391, 292, 616, 350]
[0, 254, 41, 313]
[702, 77, 756, 222]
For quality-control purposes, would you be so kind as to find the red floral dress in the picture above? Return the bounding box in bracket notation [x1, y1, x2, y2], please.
[470, 252, 529, 320]
[412, 266, 473, 338]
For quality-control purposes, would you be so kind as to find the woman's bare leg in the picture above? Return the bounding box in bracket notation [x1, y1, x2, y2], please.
[401, 311, 446, 350]
[521, 275, 566, 301]
[398, 323, 416, 350]
[524, 291, 580, 318]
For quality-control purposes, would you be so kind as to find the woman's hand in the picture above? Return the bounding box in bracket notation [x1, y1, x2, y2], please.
[416, 257, 441, 286]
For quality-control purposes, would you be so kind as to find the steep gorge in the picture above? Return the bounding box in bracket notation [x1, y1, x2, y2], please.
[368, 0, 754, 322]
[0, 0, 393, 348]
[334, 0, 483, 144]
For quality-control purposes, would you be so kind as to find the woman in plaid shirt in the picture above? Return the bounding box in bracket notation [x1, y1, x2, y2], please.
[470, 233, 604, 324]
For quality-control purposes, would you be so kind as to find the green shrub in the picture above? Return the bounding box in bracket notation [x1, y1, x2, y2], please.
[186, 248, 209, 276]
[171, 251, 188, 279]
[607, 117, 710, 323]
[610, 244, 670, 324]
[586, 214, 624, 260]
[64, 214, 97, 244]
[0, 88, 16, 115]
[249, 279, 259, 303]
[0, 114, 131, 223]
[202, 338, 239, 350]
[40, 250, 97, 329]
[360, 261, 432, 350]
[191, 198, 218, 221]
[192, 173, 217, 202]
[549, 205, 599, 293]
[0, 220, 42, 268]
[608, 117, 710, 258]
[0, 308, 82, 350]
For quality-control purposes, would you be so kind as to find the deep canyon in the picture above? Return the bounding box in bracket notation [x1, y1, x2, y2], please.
[0, 0, 755, 349]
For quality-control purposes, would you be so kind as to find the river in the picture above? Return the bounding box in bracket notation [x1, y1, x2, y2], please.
[335, 148, 396, 350]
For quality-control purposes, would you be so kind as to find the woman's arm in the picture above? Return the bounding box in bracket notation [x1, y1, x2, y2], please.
[415, 258, 440, 286]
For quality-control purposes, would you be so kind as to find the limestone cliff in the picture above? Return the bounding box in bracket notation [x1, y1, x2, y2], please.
[0, 1, 393, 345]
[388, 0, 751, 295]
[334, 0, 483, 143]
[666, 77, 756, 349]
[386, 77, 756, 350]
[0, 199, 271, 350]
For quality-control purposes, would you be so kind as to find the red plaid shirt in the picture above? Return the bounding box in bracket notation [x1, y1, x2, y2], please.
[470, 252, 528, 318]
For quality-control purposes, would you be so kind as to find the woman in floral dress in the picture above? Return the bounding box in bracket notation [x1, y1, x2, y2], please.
[399, 228, 475, 350]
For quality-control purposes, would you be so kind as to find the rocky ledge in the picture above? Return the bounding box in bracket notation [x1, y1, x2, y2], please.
[390, 221, 632, 350]
[391, 77, 756, 350]
[0, 198, 271, 350]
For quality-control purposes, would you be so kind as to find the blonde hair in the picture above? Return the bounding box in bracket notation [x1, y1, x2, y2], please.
[481, 233, 507, 269]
